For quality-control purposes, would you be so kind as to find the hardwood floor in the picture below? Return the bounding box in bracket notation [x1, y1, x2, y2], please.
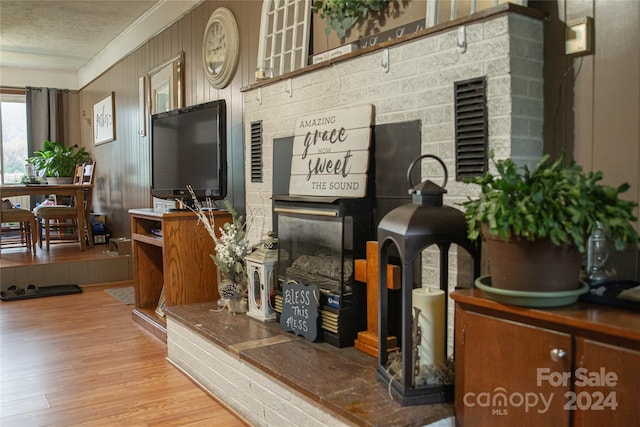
[0, 283, 246, 427]
[0, 242, 117, 268]
[1, 242, 132, 289]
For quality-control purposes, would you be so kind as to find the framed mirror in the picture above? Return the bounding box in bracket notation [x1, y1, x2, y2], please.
[149, 52, 184, 115]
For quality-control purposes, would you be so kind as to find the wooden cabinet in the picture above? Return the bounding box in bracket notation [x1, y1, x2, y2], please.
[129, 208, 231, 341]
[572, 338, 640, 427]
[452, 290, 640, 427]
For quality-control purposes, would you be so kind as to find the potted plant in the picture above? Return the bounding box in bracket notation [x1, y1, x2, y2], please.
[27, 140, 92, 183]
[463, 153, 638, 293]
[312, 0, 390, 38]
[187, 186, 254, 313]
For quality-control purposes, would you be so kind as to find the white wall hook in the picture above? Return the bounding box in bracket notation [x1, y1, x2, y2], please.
[457, 26, 467, 54]
[286, 79, 293, 97]
[381, 48, 390, 73]
[257, 87, 262, 105]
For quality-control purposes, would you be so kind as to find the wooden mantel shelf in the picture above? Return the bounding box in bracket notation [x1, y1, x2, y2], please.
[240, 3, 545, 93]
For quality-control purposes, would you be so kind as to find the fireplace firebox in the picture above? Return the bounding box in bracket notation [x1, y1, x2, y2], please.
[272, 195, 373, 347]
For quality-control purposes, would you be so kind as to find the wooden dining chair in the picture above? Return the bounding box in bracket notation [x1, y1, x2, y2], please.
[1, 201, 38, 255]
[34, 162, 96, 251]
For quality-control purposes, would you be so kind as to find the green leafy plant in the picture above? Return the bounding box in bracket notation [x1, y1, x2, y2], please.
[27, 140, 92, 178]
[463, 154, 638, 253]
[312, 0, 390, 38]
[186, 186, 254, 300]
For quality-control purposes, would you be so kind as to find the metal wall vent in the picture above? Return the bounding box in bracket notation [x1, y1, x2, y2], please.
[454, 77, 488, 180]
[250, 121, 263, 183]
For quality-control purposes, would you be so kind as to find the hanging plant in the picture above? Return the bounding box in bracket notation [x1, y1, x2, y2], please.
[312, 0, 390, 39]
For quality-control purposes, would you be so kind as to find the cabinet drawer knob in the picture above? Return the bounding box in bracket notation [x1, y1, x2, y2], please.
[549, 348, 566, 361]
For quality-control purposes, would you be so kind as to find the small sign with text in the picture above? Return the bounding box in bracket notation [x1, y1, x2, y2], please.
[280, 281, 320, 342]
[289, 105, 373, 197]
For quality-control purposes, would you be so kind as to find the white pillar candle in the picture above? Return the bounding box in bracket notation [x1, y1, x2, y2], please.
[412, 287, 445, 368]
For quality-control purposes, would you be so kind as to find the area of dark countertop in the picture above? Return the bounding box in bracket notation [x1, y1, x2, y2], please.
[166, 302, 454, 427]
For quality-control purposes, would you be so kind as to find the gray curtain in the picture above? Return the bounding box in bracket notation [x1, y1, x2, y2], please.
[25, 87, 67, 208]
[25, 87, 64, 156]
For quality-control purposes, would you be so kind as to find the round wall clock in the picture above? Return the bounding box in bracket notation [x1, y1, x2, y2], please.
[202, 7, 240, 89]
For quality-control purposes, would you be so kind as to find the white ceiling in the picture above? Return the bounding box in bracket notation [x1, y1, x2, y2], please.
[0, 0, 202, 90]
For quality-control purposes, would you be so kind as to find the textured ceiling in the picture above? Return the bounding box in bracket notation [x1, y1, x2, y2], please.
[0, 0, 158, 72]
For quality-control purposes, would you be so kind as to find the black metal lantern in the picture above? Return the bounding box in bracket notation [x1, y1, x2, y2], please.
[376, 154, 481, 406]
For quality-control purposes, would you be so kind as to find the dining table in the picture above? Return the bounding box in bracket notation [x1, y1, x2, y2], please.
[0, 183, 94, 251]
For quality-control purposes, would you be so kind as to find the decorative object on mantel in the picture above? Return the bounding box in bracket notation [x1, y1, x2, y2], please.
[311, 43, 358, 64]
[376, 154, 481, 406]
[26, 140, 92, 182]
[356, 19, 425, 49]
[254, 65, 273, 81]
[312, 0, 390, 38]
[245, 231, 279, 322]
[462, 153, 638, 294]
[187, 186, 253, 313]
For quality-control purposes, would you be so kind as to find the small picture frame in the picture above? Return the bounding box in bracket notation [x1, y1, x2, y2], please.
[93, 93, 115, 145]
[155, 285, 166, 318]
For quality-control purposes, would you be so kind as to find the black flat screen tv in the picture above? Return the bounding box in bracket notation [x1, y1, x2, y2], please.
[151, 100, 227, 201]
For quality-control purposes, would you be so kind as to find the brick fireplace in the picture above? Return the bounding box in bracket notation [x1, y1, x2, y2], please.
[243, 8, 544, 347]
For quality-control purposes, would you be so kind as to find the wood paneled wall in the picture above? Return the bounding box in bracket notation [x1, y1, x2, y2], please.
[77, 1, 262, 238]
[534, 0, 640, 280]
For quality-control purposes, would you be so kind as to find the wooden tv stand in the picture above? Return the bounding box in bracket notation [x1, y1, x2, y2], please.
[129, 208, 231, 341]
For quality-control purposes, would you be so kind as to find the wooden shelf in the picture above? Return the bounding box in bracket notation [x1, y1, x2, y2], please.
[131, 232, 163, 247]
[129, 208, 231, 341]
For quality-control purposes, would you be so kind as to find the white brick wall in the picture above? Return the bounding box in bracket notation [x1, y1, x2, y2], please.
[167, 318, 352, 427]
[244, 12, 543, 244]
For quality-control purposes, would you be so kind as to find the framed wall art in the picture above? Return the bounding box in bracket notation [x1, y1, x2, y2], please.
[93, 93, 115, 145]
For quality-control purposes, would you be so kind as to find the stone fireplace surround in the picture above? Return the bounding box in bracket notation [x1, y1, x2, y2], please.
[167, 5, 545, 426]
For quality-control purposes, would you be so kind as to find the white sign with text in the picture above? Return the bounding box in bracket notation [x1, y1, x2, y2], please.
[289, 105, 373, 197]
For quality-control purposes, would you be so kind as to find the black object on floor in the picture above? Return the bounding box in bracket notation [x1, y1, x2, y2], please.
[0, 284, 82, 301]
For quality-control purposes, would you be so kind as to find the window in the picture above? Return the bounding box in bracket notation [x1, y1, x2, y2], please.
[0, 91, 28, 184]
[426, 0, 527, 27]
[257, 0, 311, 77]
